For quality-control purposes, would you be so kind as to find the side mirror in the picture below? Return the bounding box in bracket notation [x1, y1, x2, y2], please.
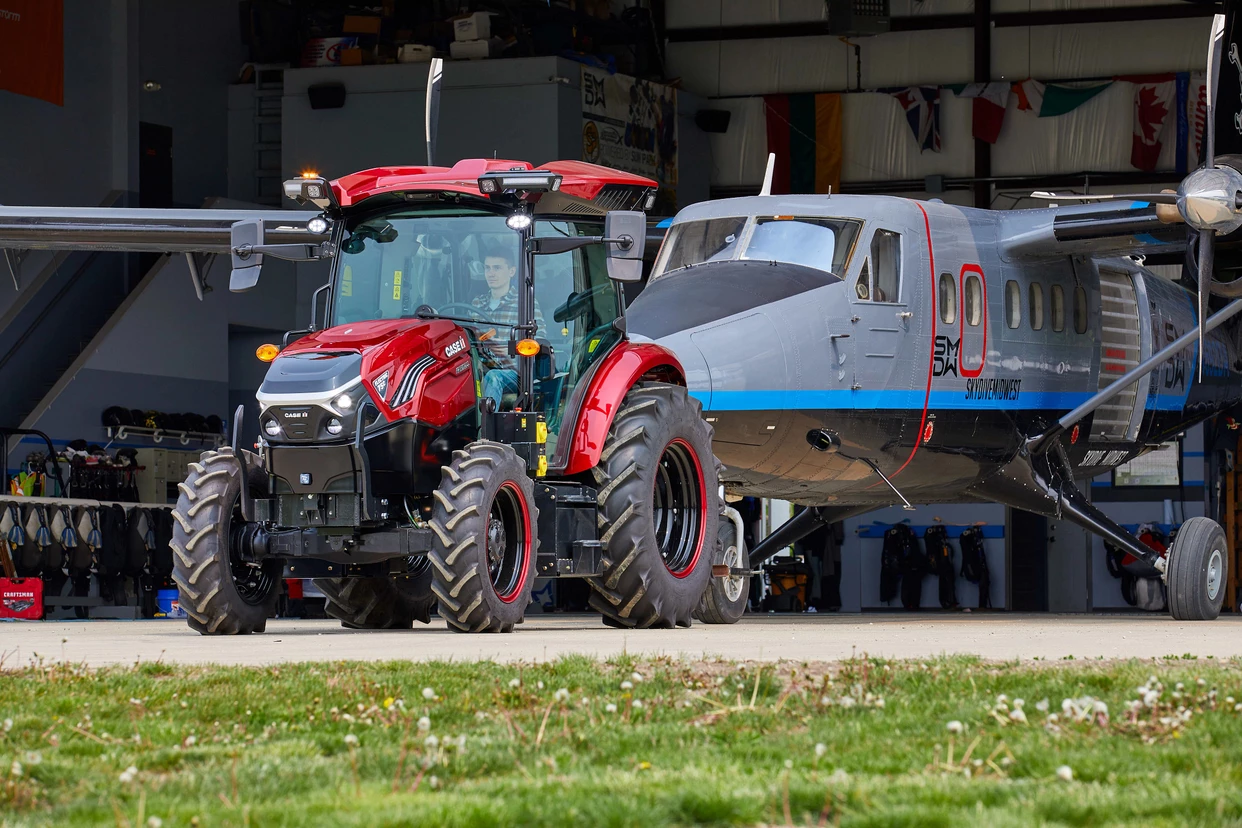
[230, 218, 264, 292]
[604, 210, 646, 283]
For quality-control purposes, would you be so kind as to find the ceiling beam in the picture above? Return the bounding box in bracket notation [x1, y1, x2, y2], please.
[665, 3, 1218, 43]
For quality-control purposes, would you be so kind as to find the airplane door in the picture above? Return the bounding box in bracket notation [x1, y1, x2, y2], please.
[849, 228, 910, 393]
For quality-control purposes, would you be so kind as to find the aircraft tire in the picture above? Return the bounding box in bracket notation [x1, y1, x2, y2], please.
[428, 442, 538, 633]
[171, 448, 280, 635]
[315, 565, 435, 630]
[1167, 516, 1227, 621]
[588, 383, 719, 629]
[694, 518, 748, 624]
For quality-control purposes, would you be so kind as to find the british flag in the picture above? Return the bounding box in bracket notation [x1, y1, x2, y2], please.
[884, 86, 941, 153]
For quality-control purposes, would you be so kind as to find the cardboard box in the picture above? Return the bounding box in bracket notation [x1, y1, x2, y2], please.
[301, 36, 360, 68]
[450, 37, 501, 60]
[397, 44, 436, 64]
[343, 15, 382, 35]
[451, 11, 492, 42]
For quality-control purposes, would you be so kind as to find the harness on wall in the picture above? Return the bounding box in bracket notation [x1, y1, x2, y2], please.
[958, 526, 991, 609]
[924, 525, 958, 610]
[879, 523, 915, 605]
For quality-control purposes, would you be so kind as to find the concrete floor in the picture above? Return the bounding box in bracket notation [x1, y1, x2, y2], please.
[3, 613, 1242, 667]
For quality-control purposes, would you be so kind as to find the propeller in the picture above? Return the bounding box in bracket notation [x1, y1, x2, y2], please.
[1031, 11, 1242, 380]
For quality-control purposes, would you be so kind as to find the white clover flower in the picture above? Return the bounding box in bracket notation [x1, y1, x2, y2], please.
[10, 761, 22, 778]
[1056, 765, 1073, 782]
[820, 696, 832, 706]
[2, 718, 11, 733]
[1092, 700, 1108, 715]
[119, 765, 137, 784]
[1061, 698, 1073, 713]
[342, 714, 355, 723]
[508, 678, 521, 688]
[946, 720, 964, 734]
[455, 735, 467, 751]
[537, 681, 545, 690]
[429, 775, 440, 789]
[1227, 696, 1236, 705]
[631, 672, 644, 683]
[839, 696, 856, 709]
[996, 694, 1008, 705]
[418, 716, 431, 732]
[1197, 678, 1207, 687]
[875, 698, 886, 709]
[424, 735, 439, 749]
[184, 735, 196, 747]
[24, 751, 41, 765]
[147, 818, 163, 828]
[1235, 703, 1242, 712]
[554, 688, 570, 703]
[605, 703, 618, 713]
[1009, 708, 1028, 724]
[344, 734, 359, 747]
[1035, 699, 1050, 713]
[620, 681, 633, 691]
[784, 759, 793, 769]
[1012, 698, 1025, 709]
[632, 700, 644, 710]
[815, 743, 827, 758]
[1176, 682, 1185, 692]
[828, 768, 850, 785]
[422, 688, 436, 700]
[1144, 691, 1160, 707]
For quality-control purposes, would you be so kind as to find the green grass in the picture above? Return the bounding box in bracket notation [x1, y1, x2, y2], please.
[4, 653, 1242, 826]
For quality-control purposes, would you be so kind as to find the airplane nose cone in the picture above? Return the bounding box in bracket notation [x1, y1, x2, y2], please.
[1178, 165, 1242, 233]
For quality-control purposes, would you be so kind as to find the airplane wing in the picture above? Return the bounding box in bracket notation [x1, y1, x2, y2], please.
[1000, 201, 1186, 262]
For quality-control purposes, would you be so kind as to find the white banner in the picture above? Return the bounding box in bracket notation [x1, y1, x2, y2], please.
[581, 67, 678, 201]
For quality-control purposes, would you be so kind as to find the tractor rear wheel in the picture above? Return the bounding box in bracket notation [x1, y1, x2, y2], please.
[694, 518, 748, 624]
[172, 448, 281, 635]
[588, 383, 719, 629]
[429, 442, 538, 633]
[315, 561, 435, 630]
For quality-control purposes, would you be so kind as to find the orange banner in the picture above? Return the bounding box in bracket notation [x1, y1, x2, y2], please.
[0, 0, 64, 106]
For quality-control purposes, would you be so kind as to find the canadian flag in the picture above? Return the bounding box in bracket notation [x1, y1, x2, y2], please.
[1130, 77, 1175, 172]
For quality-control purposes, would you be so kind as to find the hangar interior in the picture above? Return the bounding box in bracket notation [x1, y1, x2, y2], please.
[0, 0, 1234, 619]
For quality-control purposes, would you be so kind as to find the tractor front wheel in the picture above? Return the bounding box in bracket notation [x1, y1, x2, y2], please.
[315, 559, 435, 630]
[172, 448, 281, 635]
[589, 383, 719, 629]
[429, 442, 538, 633]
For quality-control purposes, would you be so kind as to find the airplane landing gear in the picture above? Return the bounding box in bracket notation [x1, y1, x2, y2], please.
[1166, 517, 1228, 621]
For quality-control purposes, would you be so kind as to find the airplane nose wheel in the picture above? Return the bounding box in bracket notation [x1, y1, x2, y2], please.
[1166, 516, 1229, 621]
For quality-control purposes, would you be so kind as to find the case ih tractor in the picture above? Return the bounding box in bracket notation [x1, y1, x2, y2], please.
[172, 159, 725, 634]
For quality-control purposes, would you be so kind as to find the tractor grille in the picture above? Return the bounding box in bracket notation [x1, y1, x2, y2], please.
[389, 356, 436, 408]
[1090, 271, 1142, 442]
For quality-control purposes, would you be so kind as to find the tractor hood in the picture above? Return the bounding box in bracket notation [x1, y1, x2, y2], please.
[257, 318, 476, 442]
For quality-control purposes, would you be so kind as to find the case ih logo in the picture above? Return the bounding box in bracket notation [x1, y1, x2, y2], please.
[444, 338, 467, 358]
[283, 411, 309, 419]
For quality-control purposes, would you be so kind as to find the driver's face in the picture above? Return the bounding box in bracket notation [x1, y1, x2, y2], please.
[484, 256, 515, 294]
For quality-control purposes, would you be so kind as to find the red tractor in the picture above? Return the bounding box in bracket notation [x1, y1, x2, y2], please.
[173, 159, 723, 634]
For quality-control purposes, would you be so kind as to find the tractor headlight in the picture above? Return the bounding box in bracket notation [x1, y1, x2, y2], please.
[327, 382, 371, 417]
[334, 392, 355, 411]
[326, 418, 343, 436]
[506, 213, 532, 231]
[263, 418, 282, 437]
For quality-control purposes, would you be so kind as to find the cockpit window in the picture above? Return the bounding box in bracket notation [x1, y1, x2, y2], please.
[652, 217, 747, 275]
[741, 217, 860, 274]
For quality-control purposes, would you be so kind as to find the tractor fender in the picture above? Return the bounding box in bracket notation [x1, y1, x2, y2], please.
[562, 342, 686, 475]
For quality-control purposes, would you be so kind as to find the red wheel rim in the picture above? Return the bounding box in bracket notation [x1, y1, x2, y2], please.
[653, 438, 707, 578]
[488, 481, 532, 603]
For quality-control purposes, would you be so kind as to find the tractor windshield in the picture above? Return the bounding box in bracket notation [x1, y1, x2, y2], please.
[330, 206, 623, 455]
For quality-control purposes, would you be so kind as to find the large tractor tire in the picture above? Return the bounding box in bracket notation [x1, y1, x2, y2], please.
[428, 442, 538, 633]
[589, 383, 719, 629]
[171, 448, 281, 635]
[315, 561, 435, 629]
[1166, 516, 1228, 621]
[694, 517, 748, 624]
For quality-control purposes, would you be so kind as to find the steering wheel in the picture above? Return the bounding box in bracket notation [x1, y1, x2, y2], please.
[426, 303, 489, 322]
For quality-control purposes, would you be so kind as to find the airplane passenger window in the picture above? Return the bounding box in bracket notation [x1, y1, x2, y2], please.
[939, 273, 956, 324]
[741, 217, 861, 274]
[651, 217, 747, 276]
[1074, 285, 1088, 333]
[964, 273, 982, 326]
[1005, 280, 1021, 329]
[1051, 285, 1065, 332]
[1029, 282, 1045, 331]
[870, 230, 901, 302]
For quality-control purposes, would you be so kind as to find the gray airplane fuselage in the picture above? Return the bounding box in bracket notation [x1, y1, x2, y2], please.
[627, 194, 1242, 510]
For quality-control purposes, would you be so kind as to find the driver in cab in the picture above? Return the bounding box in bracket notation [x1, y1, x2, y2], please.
[471, 245, 544, 411]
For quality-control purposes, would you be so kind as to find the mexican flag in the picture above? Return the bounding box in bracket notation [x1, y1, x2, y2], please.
[1013, 79, 1112, 117]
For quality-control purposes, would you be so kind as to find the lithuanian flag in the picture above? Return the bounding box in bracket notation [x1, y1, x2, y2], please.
[763, 93, 843, 195]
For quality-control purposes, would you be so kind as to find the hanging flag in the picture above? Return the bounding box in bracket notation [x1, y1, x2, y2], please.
[956, 82, 1011, 144]
[0, 0, 64, 106]
[1120, 74, 1176, 172]
[881, 86, 941, 152]
[1183, 71, 1207, 171]
[763, 93, 842, 194]
[1012, 79, 1111, 117]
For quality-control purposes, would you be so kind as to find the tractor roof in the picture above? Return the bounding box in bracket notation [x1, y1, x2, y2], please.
[330, 158, 656, 210]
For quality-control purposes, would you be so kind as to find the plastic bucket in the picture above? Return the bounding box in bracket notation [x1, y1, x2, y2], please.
[156, 589, 185, 618]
